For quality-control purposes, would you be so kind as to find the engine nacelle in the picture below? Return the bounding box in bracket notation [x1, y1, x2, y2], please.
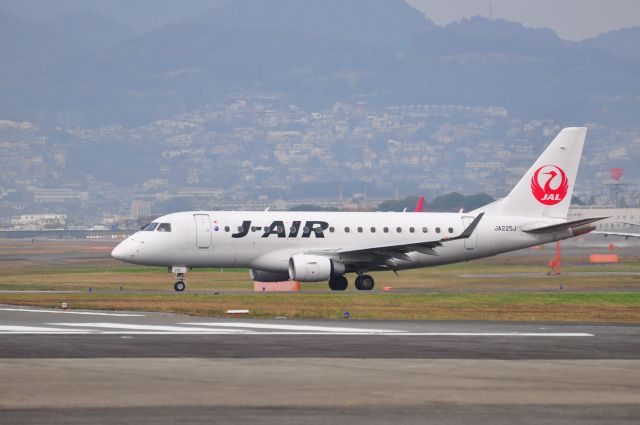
[249, 269, 291, 282]
[288, 254, 345, 282]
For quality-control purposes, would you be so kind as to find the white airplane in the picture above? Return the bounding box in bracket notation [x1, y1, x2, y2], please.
[112, 127, 605, 291]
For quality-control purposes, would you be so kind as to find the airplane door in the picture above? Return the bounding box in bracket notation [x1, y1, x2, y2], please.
[461, 216, 478, 250]
[194, 214, 212, 249]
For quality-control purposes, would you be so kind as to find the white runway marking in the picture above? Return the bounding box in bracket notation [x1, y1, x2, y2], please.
[0, 308, 144, 317]
[379, 332, 594, 337]
[48, 323, 246, 333]
[0, 325, 93, 333]
[180, 322, 405, 333]
[0, 322, 595, 336]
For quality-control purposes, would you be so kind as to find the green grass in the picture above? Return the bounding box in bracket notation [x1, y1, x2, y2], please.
[1, 291, 638, 322]
[1, 239, 639, 322]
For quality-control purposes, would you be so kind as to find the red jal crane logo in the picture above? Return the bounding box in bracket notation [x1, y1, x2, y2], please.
[531, 165, 569, 205]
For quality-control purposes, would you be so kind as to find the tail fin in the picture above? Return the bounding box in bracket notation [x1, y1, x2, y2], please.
[414, 196, 425, 212]
[478, 127, 587, 218]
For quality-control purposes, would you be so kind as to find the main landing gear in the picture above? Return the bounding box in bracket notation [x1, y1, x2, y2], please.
[171, 266, 187, 292]
[354, 274, 375, 291]
[328, 275, 348, 291]
[328, 274, 375, 291]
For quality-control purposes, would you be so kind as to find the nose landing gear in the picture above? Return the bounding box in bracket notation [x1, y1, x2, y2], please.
[171, 266, 188, 292]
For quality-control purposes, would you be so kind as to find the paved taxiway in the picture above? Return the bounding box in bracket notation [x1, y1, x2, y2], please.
[2, 305, 639, 424]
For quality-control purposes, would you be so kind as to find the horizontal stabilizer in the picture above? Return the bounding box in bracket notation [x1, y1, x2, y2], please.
[522, 217, 607, 234]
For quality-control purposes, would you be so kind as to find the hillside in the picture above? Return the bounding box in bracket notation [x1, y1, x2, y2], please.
[0, 0, 638, 127]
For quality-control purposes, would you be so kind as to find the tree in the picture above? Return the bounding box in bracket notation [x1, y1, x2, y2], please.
[376, 193, 494, 212]
[571, 195, 586, 206]
[377, 196, 420, 211]
[289, 204, 338, 211]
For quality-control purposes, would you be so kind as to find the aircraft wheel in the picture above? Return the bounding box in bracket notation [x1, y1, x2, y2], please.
[328, 275, 348, 291]
[355, 274, 374, 291]
[174, 281, 186, 292]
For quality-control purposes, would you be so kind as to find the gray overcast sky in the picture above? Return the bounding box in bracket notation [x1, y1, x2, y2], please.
[407, 0, 640, 40]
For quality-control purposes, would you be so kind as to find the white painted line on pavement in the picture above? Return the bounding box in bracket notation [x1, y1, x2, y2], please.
[380, 332, 594, 337]
[0, 329, 595, 336]
[0, 325, 93, 333]
[48, 323, 247, 333]
[180, 322, 405, 333]
[0, 308, 144, 317]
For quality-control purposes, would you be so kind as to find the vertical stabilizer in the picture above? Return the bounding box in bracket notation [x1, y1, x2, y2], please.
[480, 127, 587, 218]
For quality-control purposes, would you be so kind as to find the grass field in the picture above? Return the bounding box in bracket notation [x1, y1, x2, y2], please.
[1, 238, 639, 322]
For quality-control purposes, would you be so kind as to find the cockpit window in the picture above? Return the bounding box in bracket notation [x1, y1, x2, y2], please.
[157, 223, 172, 232]
[141, 223, 158, 231]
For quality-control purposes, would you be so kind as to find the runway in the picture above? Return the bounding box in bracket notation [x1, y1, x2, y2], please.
[2, 305, 639, 424]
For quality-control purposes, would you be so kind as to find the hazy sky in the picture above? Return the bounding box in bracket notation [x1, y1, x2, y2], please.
[407, 0, 640, 40]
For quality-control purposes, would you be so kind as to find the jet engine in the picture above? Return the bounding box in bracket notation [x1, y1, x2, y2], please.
[288, 254, 345, 282]
[249, 269, 291, 282]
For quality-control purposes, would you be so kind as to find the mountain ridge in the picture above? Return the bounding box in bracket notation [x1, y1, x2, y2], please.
[0, 0, 638, 127]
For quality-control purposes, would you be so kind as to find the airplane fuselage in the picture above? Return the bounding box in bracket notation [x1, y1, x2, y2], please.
[113, 210, 564, 273]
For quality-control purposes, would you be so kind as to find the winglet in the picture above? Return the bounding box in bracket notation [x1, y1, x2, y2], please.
[448, 212, 484, 241]
[461, 212, 484, 238]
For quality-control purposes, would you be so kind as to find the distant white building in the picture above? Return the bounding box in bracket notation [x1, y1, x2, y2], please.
[130, 200, 152, 219]
[11, 214, 67, 230]
[32, 188, 88, 203]
[568, 206, 640, 231]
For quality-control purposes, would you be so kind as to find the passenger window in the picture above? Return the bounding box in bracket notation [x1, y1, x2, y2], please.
[370, 227, 376, 233]
[436, 227, 441, 233]
[422, 227, 428, 233]
[345, 227, 350, 233]
[409, 227, 415, 233]
[329, 227, 335, 233]
[224, 226, 230, 232]
[251, 226, 257, 232]
[383, 227, 389, 233]
[157, 223, 172, 232]
[141, 223, 158, 231]
[237, 225, 243, 232]
[448, 227, 454, 233]
[290, 226, 297, 234]
[396, 227, 402, 233]
[357, 227, 363, 233]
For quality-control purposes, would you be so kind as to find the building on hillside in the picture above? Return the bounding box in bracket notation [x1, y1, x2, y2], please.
[32, 188, 88, 203]
[10, 214, 67, 230]
[568, 206, 640, 232]
[130, 200, 152, 219]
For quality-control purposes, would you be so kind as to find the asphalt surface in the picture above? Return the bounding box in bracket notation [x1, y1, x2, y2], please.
[1, 306, 639, 359]
[1, 306, 639, 424]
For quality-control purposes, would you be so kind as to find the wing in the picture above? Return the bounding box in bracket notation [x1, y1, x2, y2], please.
[308, 213, 484, 266]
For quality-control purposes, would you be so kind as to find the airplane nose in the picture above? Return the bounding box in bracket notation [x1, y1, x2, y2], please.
[111, 239, 134, 261]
